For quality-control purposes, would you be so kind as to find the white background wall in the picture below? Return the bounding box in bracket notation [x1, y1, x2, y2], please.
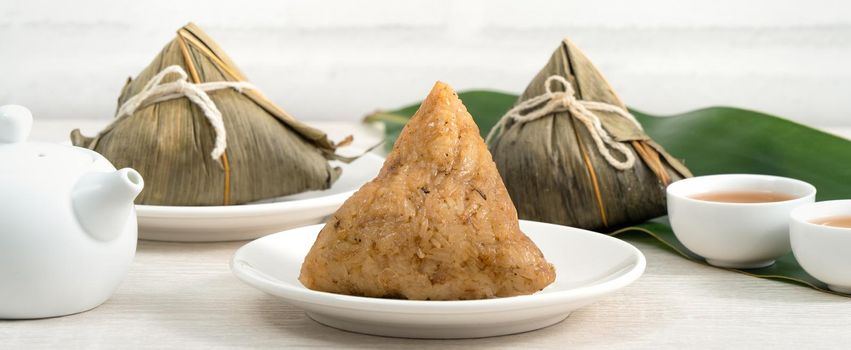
[1, 0, 849, 127]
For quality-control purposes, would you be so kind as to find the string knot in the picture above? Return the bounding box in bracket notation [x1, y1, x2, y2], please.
[486, 75, 643, 170]
[546, 75, 577, 105]
[106, 65, 259, 162]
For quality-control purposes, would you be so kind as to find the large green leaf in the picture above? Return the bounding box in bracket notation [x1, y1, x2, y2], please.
[365, 90, 851, 296]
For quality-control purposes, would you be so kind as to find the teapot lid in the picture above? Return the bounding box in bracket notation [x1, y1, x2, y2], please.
[0, 105, 111, 174]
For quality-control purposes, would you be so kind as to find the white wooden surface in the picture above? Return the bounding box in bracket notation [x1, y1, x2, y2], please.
[1, 0, 850, 127]
[2, 120, 850, 349]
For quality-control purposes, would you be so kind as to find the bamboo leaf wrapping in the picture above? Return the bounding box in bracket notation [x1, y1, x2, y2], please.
[71, 23, 345, 206]
[487, 39, 691, 231]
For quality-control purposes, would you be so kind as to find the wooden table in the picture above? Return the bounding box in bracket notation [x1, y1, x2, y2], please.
[4, 120, 850, 349]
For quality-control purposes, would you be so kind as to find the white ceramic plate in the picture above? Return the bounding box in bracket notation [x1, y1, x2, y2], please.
[136, 153, 384, 242]
[231, 220, 646, 339]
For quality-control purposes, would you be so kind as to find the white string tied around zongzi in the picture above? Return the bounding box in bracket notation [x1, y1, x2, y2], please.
[108, 65, 258, 161]
[485, 75, 643, 170]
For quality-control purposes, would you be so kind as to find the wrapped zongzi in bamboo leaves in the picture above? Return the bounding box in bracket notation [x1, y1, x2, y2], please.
[487, 38, 692, 231]
[71, 23, 350, 206]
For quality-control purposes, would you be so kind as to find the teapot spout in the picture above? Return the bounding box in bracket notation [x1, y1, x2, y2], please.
[72, 168, 144, 241]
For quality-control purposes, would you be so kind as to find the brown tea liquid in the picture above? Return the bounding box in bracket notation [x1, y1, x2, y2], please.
[689, 191, 797, 203]
[811, 216, 851, 228]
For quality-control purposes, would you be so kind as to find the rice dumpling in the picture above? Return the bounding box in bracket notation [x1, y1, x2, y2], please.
[299, 82, 555, 300]
[487, 38, 692, 231]
[71, 23, 349, 206]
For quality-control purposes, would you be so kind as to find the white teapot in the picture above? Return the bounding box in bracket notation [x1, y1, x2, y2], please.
[0, 105, 143, 319]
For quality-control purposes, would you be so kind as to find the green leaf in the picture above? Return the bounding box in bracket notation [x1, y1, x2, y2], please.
[634, 107, 851, 200]
[365, 90, 851, 297]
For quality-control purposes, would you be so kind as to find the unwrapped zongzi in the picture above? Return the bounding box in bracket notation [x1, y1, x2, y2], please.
[300, 82, 555, 300]
[71, 23, 349, 206]
[487, 38, 692, 231]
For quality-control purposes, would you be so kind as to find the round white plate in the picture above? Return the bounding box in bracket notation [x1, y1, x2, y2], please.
[231, 220, 646, 339]
[136, 153, 384, 242]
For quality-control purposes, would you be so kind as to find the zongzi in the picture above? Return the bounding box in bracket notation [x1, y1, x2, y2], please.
[71, 23, 349, 206]
[299, 82, 555, 300]
[487, 38, 692, 231]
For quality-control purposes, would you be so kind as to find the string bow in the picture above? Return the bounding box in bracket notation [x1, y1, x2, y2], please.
[486, 75, 642, 170]
[105, 65, 258, 161]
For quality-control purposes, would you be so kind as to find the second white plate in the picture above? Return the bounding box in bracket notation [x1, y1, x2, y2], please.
[231, 220, 646, 338]
[136, 152, 384, 242]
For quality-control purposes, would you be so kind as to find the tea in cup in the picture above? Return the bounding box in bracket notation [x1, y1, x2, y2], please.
[667, 174, 816, 269]
[790, 200, 851, 294]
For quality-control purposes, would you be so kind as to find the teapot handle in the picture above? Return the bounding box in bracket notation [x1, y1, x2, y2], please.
[0, 105, 33, 144]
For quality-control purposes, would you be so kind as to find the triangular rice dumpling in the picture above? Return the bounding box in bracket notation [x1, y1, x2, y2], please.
[71, 23, 347, 206]
[300, 82, 556, 300]
[488, 38, 692, 231]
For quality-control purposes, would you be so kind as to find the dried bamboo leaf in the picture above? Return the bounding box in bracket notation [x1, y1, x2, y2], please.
[71, 23, 346, 206]
[488, 38, 692, 230]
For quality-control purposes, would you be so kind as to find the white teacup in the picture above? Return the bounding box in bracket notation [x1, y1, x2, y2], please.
[667, 174, 816, 269]
[790, 200, 851, 294]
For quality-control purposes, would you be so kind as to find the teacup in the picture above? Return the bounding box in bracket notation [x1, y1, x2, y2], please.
[667, 174, 816, 269]
[790, 200, 851, 294]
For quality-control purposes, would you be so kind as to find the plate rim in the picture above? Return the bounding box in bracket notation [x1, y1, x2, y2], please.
[231, 220, 646, 314]
[135, 152, 384, 218]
